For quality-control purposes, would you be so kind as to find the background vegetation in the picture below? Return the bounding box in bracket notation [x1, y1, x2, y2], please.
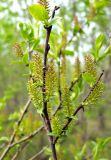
[0, 0, 111, 159]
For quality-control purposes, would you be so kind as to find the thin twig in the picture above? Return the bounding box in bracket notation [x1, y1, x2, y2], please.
[11, 142, 28, 160]
[54, 71, 104, 144]
[10, 126, 44, 148]
[28, 146, 48, 160]
[0, 99, 31, 160]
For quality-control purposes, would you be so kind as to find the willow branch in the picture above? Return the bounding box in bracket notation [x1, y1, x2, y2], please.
[42, 6, 60, 160]
[54, 71, 104, 144]
[4, 72, 84, 150]
[0, 99, 31, 160]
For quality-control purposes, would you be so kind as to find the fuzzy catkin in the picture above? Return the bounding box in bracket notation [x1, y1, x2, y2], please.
[13, 42, 23, 57]
[73, 57, 81, 81]
[84, 54, 97, 78]
[38, 0, 50, 14]
[27, 79, 43, 113]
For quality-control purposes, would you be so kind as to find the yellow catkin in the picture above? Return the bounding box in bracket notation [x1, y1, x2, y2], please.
[84, 54, 97, 78]
[13, 42, 23, 57]
[27, 79, 43, 113]
[38, 0, 50, 14]
[52, 116, 61, 136]
[30, 53, 42, 85]
[62, 87, 73, 118]
[73, 56, 81, 81]
[61, 55, 67, 89]
[84, 82, 104, 106]
[46, 61, 57, 100]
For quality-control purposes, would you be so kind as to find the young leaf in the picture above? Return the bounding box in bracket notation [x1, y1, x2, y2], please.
[83, 72, 96, 87]
[63, 50, 74, 56]
[95, 34, 105, 50]
[29, 4, 49, 22]
[22, 53, 29, 64]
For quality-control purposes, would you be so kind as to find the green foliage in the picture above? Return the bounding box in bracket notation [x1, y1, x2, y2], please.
[92, 137, 111, 160]
[19, 22, 34, 40]
[1, 0, 111, 159]
[63, 50, 74, 56]
[29, 4, 49, 24]
[92, 34, 111, 62]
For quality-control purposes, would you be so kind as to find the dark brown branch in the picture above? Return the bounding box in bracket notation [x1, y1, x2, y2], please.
[0, 99, 31, 160]
[42, 6, 60, 160]
[54, 71, 104, 144]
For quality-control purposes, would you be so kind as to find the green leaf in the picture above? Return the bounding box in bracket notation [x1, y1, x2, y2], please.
[96, 34, 105, 50]
[48, 17, 62, 26]
[97, 45, 111, 62]
[47, 132, 57, 137]
[63, 50, 74, 56]
[29, 38, 40, 51]
[83, 72, 96, 87]
[29, 4, 49, 22]
[19, 22, 34, 40]
[0, 137, 9, 143]
[22, 53, 29, 64]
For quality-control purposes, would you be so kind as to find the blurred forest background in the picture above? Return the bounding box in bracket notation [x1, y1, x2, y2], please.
[0, 0, 111, 159]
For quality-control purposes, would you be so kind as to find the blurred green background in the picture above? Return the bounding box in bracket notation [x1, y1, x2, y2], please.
[0, 0, 111, 159]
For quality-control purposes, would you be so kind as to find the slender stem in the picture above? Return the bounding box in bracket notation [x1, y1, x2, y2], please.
[10, 126, 44, 148]
[28, 146, 48, 160]
[11, 142, 28, 160]
[42, 6, 60, 160]
[0, 99, 31, 160]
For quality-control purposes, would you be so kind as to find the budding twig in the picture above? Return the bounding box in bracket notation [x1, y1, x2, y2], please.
[54, 71, 104, 144]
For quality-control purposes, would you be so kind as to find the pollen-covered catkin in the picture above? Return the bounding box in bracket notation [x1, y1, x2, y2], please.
[46, 61, 57, 100]
[84, 54, 97, 78]
[52, 116, 62, 136]
[84, 81, 105, 105]
[27, 79, 43, 113]
[30, 53, 42, 85]
[73, 57, 81, 81]
[62, 87, 73, 118]
[38, 0, 50, 14]
[13, 42, 23, 57]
